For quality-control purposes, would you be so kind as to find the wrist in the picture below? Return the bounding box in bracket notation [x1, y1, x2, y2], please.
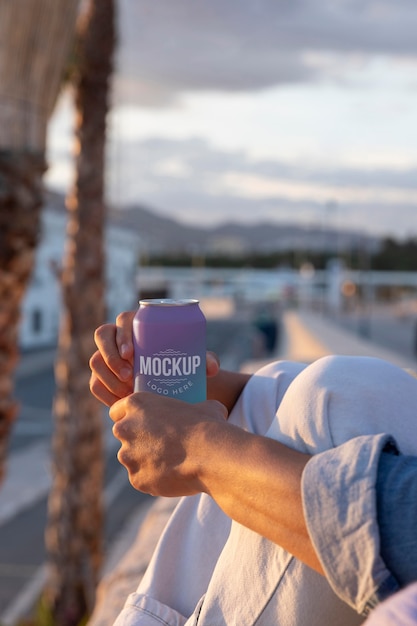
[192, 419, 250, 495]
[207, 370, 251, 413]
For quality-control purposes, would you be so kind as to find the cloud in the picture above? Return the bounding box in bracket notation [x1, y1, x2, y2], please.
[114, 0, 417, 106]
[106, 136, 417, 238]
[46, 3, 417, 243]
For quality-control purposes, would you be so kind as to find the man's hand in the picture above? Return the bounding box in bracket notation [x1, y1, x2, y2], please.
[89, 311, 222, 407]
[109, 392, 228, 497]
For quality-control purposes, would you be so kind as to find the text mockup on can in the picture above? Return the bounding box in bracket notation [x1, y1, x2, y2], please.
[133, 299, 206, 403]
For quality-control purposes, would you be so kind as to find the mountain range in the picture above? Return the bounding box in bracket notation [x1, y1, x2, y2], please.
[109, 203, 381, 257]
[45, 190, 380, 257]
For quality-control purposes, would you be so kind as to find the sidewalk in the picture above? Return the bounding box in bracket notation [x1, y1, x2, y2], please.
[0, 349, 57, 526]
[15, 347, 57, 380]
[243, 308, 417, 372]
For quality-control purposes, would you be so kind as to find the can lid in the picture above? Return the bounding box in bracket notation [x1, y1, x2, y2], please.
[139, 298, 199, 306]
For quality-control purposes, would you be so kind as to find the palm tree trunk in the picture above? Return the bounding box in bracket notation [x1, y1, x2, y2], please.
[0, 0, 78, 484]
[43, 1, 116, 623]
[0, 152, 45, 475]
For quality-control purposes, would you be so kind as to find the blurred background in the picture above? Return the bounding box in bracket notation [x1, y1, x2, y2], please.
[1, 1, 417, 624]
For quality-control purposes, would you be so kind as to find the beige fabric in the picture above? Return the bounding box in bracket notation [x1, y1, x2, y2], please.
[88, 497, 180, 626]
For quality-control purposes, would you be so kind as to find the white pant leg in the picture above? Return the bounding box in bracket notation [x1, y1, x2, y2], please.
[194, 356, 417, 626]
[269, 355, 417, 455]
[118, 361, 306, 624]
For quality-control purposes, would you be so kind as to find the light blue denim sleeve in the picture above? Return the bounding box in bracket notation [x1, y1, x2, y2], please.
[376, 446, 417, 588]
[301, 433, 400, 617]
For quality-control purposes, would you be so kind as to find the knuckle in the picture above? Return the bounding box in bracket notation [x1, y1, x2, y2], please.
[112, 417, 133, 440]
[117, 447, 129, 471]
[112, 420, 123, 440]
[107, 353, 122, 373]
[89, 350, 100, 371]
[116, 311, 134, 327]
[89, 375, 98, 395]
[126, 392, 140, 411]
[93, 324, 107, 343]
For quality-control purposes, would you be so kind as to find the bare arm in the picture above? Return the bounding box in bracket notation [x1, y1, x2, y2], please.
[207, 367, 251, 412]
[109, 392, 322, 575]
[199, 420, 321, 574]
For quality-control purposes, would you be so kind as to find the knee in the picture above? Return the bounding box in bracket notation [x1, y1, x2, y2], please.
[232, 360, 307, 435]
[270, 355, 417, 455]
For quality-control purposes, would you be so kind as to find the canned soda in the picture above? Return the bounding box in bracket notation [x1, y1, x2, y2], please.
[133, 299, 206, 403]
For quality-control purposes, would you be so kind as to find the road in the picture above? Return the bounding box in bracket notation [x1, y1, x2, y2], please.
[0, 356, 151, 622]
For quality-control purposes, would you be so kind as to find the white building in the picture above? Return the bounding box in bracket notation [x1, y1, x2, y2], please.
[20, 193, 140, 349]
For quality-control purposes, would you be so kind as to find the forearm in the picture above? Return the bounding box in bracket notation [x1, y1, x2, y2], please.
[195, 420, 322, 573]
[109, 387, 321, 572]
[207, 369, 251, 414]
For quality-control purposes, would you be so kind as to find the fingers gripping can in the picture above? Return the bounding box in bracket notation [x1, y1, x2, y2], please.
[133, 299, 206, 403]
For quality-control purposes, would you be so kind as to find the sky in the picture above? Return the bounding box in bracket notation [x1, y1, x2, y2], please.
[45, 0, 417, 240]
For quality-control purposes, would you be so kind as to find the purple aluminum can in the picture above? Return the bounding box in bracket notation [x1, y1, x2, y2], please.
[133, 299, 206, 403]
